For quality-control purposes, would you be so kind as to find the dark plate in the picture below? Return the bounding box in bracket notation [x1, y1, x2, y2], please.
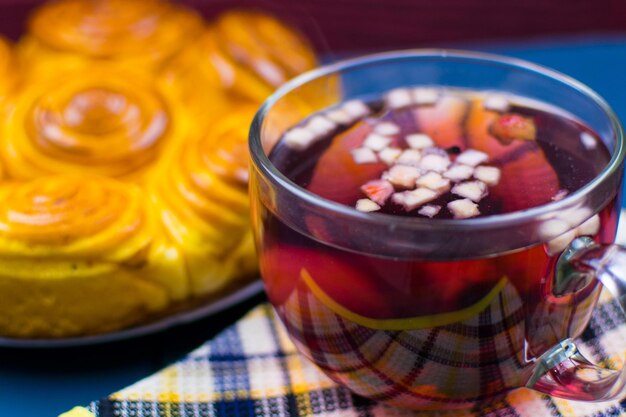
[0, 279, 264, 348]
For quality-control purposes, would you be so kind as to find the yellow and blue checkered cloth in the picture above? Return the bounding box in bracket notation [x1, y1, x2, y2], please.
[60, 298, 626, 417]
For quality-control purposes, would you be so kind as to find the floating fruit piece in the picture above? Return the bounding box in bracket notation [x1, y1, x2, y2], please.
[405, 133, 434, 149]
[418, 204, 441, 218]
[392, 188, 438, 211]
[493, 151, 560, 213]
[466, 99, 529, 159]
[416, 172, 451, 193]
[443, 164, 474, 182]
[490, 113, 537, 144]
[307, 122, 388, 205]
[360, 179, 394, 205]
[260, 244, 393, 318]
[396, 149, 422, 167]
[451, 181, 488, 202]
[411, 95, 469, 149]
[355, 198, 381, 212]
[378, 147, 402, 165]
[473, 166, 501, 186]
[448, 198, 480, 219]
[466, 99, 560, 212]
[383, 165, 422, 189]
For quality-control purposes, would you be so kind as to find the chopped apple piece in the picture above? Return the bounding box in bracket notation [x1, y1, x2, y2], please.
[473, 166, 501, 186]
[356, 198, 381, 212]
[456, 149, 489, 166]
[448, 199, 480, 219]
[343, 100, 370, 119]
[363, 133, 392, 152]
[483, 94, 510, 113]
[284, 127, 316, 150]
[405, 133, 434, 149]
[443, 164, 474, 182]
[396, 149, 422, 167]
[418, 204, 441, 218]
[392, 188, 438, 211]
[419, 154, 451, 173]
[360, 179, 394, 205]
[383, 165, 421, 189]
[378, 147, 402, 166]
[374, 122, 401, 136]
[326, 109, 353, 124]
[416, 171, 451, 193]
[412, 87, 439, 106]
[306, 115, 336, 135]
[386, 88, 413, 109]
[451, 181, 488, 202]
[351, 147, 378, 164]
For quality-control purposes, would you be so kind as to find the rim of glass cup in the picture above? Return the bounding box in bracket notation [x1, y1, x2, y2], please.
[249, 49, 625, 233]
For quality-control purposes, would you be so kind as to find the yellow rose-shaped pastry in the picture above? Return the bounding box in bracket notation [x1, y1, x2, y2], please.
[161, 10, 317, 106]
[0, 175, 187, 338]
[1, 67, 179, 181]
[0, 36, 18, 105]
[151, 105, 258, 296]
[19, 0, 203, 76]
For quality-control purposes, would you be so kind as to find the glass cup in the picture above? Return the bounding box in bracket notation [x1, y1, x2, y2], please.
[248, 50, 626, 410]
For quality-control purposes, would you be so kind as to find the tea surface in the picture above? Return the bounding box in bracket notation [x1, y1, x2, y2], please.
[270, 88, 611, 219]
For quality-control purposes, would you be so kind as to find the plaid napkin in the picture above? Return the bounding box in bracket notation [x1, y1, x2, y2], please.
[61, 295, 626, 417]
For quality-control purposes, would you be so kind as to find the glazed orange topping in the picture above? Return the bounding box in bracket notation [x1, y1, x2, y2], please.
[2, 67, 171, 180]
[0, 175, 150, 260]
[27, 0, 203, 63]
[162, 11, 317, 104]
[213, 10, 317, 88]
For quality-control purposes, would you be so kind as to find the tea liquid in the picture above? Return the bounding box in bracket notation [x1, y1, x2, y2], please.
[255, 87, 619, 406]
[271, 89, 610, 218]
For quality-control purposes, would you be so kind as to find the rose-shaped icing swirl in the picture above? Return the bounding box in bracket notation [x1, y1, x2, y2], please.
[21, 0, 203, 72]
[0, 175, 188, 337]
[161, 10, 317, 105]
[151, 105, 258, 295]
[0, 175, 150, 259]
[2, 68, 173, 180]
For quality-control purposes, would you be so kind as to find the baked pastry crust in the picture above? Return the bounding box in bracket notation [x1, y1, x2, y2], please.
[150, 104, 259, 296]
[0, 175, 187, 338]
[0, 0, 317, 338]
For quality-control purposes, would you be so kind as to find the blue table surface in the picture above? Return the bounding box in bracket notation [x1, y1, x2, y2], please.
[4, 34, 626, 417]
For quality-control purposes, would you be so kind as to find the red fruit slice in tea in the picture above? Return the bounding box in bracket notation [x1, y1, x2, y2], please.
[494, 152, 560, 212]
[466, 99, 560, 211]
[385, 257, 503, 316]
[411, 95, 469, 149]
[259, 244, 394, 318]
[490, 113, 537, 144]
[307, 122, 389, 204]
[496, 245, 549, 299]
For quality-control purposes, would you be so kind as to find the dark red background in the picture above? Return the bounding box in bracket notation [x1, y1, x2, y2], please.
[0, 0, 624, 52]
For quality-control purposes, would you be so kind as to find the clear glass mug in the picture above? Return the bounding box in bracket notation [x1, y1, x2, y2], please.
[248, 50, 626, 409]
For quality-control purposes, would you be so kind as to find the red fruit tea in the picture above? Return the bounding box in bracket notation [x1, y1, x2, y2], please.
[255, 87, 620, 407]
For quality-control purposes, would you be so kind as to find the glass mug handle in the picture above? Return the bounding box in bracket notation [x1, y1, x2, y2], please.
[527, 236, 626, 401]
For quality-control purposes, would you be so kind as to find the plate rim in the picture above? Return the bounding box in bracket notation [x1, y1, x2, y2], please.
[0, 280, 265, 349]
